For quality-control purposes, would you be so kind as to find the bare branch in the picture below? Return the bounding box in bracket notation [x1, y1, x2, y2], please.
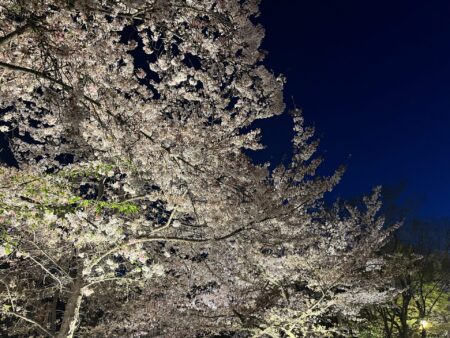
[4, 311, 55, 337]
[0, 23, 31, 47]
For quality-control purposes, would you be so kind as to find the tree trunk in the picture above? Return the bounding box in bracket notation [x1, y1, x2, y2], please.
[51, 289, 60, 335]
[399, 316, 409, 338]
[383, 321, 393, 338]
[421, 328, 427, 338]
[399, 290, 411, 338]
[380, 309, 393, 338]
[57, 265, 84, 338]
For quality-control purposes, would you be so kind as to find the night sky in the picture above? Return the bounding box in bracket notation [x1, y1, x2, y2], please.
[250, 0, 450, 221]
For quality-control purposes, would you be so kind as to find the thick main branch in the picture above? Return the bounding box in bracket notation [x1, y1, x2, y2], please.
[57, 264, 84, 338]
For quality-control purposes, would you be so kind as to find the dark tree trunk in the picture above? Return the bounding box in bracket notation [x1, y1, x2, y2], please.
[421, 328, 427, 338]
[398, 284, 412, 338]
[380, 308, 393, 338]
[50, 289, 60, 335]
[57, 265, 83, 338]
[398, 319, 408, 338]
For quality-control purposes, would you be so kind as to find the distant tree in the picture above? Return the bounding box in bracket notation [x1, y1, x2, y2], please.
[356, 241, 449, 338]
[0, 1, 398, 337]
[379, 184, 449, 252]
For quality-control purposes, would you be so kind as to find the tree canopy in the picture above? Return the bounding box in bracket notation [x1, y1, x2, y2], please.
[0, 1, 398, 337]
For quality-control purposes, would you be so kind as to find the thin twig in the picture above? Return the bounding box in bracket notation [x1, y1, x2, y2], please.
[0, 279, 15, 311]
[4, 311, 55, 337]
[20, 249, 64, 290]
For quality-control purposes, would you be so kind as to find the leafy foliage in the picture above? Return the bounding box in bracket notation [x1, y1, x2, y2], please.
[356, 251, 449, 338]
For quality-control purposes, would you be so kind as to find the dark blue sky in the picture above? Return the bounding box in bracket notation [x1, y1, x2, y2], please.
[250, 0, 450, 219]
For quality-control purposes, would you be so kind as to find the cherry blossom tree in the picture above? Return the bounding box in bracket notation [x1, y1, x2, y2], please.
[0, 1, 398, 337]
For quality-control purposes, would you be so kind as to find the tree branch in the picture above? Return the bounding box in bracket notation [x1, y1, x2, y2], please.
[26, 240, 70, 278]
[18, 248, 64, 290]
[57, 264, 83, 338]
[4, 311, 55, 337]
[0, 23, 31, 47]
[0, 60, 100, 107]
[0, 279, 15, 311]
[151, 190, 187, 233]
[88, 225, 253, 272]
